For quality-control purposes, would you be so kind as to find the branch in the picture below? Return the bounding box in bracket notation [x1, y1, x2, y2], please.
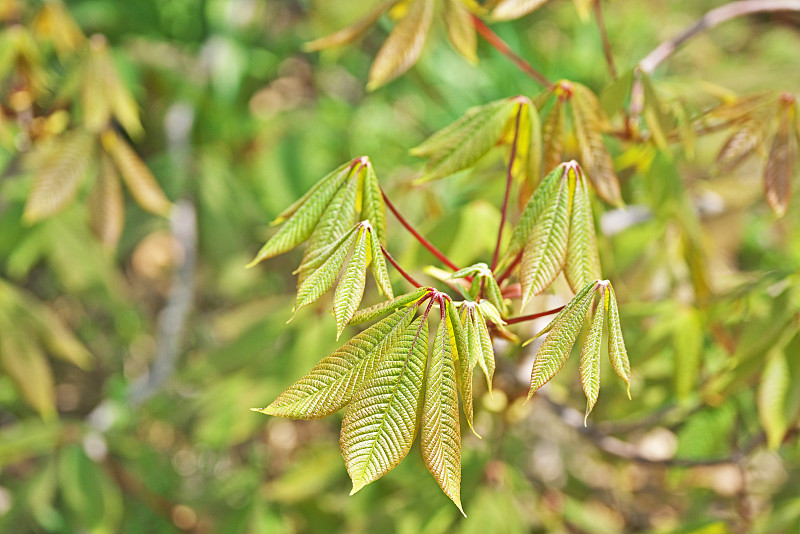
[491, 104, 523, 271]
[504, 305, 564, 325]
[638, 0, 800, 75]
[470, 15, 553, 88]
[380, 242, 423, 288]
[593, 0, 618, 80]
[381, 187, 461, 271]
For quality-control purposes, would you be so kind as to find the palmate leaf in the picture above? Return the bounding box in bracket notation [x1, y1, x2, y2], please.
[350, 287, 432, 325]
[334, 226, 370, 337]
[444, 0, 477, 64]
[410, 97, 522, 184]
[422, 304, 464, 515]
[303, 0, 398, 52]
[367, 0, 435, 91]
[527, 281, 631, 412]
[254, 303, 417, 419]
[490, 0, 552, 21]
[342, 314, 428, 493]
[764, 102, 796, 217]
[450, 262, 508, 315]
[446, 298, 474, 432]
[564, 165, 601, 292]
[459, 301, 496, 393]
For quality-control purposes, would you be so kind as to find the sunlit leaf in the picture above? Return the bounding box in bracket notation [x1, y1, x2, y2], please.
[23, 129, 95, 223]
[579, 285, 604, 423]
[490, 0, 551, 21]
[542, 97, 565, 175]
[350, 287, 432, 325]
[564, 165, 601, 292]
[0, 323, 56, 418]
[758, 349, 790, 450]
[342, 314, 428, 493]
[368, 227, 394, 299]
[334, 225, 370, 338]
[255, 304, 417, 419]
[360, 161, 387, 244]
[303, 0, 398, 52]
[421, 305, 464, 515]
[367, 0, 435, 91]
[293, 225, 358, 315]
[444, 0, 477, 64]
[446, 298, 474, 432]
[606, 284, 631, 398]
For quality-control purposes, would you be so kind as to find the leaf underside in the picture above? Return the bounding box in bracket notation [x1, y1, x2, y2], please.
[564, 170, 601, 292]
[579, 286, 605, 422]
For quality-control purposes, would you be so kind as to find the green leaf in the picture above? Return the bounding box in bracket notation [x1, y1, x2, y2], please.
[530, 279, 597, 341]
[520, 172, 570, 306]
[293, 225, 358, 315]
[450, 263, 508, 315]
[0, 324, 56, 419]
[606, 284, 631, 398]
[368, 222, 394, 299]
[446, 298, 474, 433]
[88, 152, 125, 249]
[460, 302, 495, 393]
[367, 0, 435, 91]
[248, 161, 354, 266]
[501, 163, 563, 269]
[673, 306, 703, 403]
[476, 307, 496, 393]
[411, 98, 518, 183]
[564, 166, 601, 293]
[490, 0, 551, 21]
[516, 99, 542, 185]
[350, 287, 432, 325]
[528, 282, 595, 398]
[444, 0, 477, 64]
[342, 314, 428, 493]
[542, 97, 565, 175]
[254, 304, 417, 419]
[360, 161, 387, 244]
[303, 0, 398, 52]
[334, 225, 370, 338]
[579, 285, 605, 424]
[600, 69, 634, 118]
[758, 349, 790, 450]
[422, 305, 464, 515]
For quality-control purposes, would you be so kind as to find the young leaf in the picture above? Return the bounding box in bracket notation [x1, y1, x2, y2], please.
[758, 349, 790, 450]
[606, 284, 631, 398]
[476, 307, 496, 392]
[444, 0, 477, 64]
[334, 225, 370, 338]
[368, 228, 394, 299]
[360, 161, 387, 244]
[579, 285, 605, 424]
[422, 305, 464, 515]
[571, 83, 623, 206]
[367, 0, 435, 91]
[516, 97, 542, 185]
[528, 283, 595, 398]
[445, 298, 474, 432]
[520, 172, 570, 306]
[764, 104, 795, 217]
[101, 130, 171, 217]
[342, 314, 428, 493]
[716, 119, 768, 172]
[460, 302, 495, 393]
[89, 152, 125, 249]
[303, 0, 398, 52]
[450, 263, 507, 315]
[490, 0, 551, 21]
[350, 287, 432, 325]
[410, 98, 518, 183]
[254, 304, 417, 419]
[564, 166, 601, 293]
[23, 129, 95, 223]
[542, 97, 565, 174]
[530, 279, 597, 341]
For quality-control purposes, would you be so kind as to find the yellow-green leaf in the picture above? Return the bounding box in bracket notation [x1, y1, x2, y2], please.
[368, 225, 394, 298]
[716, 119, 768, 172]
[542, 97, 565, 174]
[764, 105, 795, 217]
[490, 0, 551, 21]
[360, 160, 387, 244]
[579, 285, 604, 424]
[334, 225, 370, 338]
[367, 0, 435, 91]
[293, 225, 358, 315]
[350, 287, 431, 325]
[446, 298, 474, 432]
[304, 0, 398, 52]
[0, 326, 56, 419]
[89, 152, 125, 249]
[342, 314, 428, 493]
[444, 0, 477, 64]
[758, 349, 790, 450]
[606, 284, 631, 398]
[564, 165, 601, 293]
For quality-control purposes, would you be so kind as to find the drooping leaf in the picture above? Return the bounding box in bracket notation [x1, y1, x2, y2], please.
[367, 0, 435, 91]
[579, 285, 604, 423]
[530, 279, 596, 341]
[564, 165, 601, 292]
[606, 284, 631, 398]
[421, 305, 464, 515]
[449, 263, 507, 315]
[527, 283, 595, 398]
[716, 119, 768, 172]
[334, 225, 370, 338]
[293, 225, 358, 315]
[255, 304, 417, 419]
[758, 349, 790, 450]
[515, 88, 543, 185]
[88, 152, 125, 249]
[101, 130, 171, 216]
[249, 161, 354, 266]
[542, 97, 565, 175]
[460, 302, 495, 393]
[444, 0, 477, 64]
[445, 298, 474, 432]
[368, 225, 394, 299]
[342, 314, 428, 493]
[520, 172, 570, 306]
[303, 0, 398, 52]
[350, 287, 432, 325]
[360, 161, 387, 244]
[0, 323, 56, 419]
[764, 104, 795, 217]
[23, 129, 95, 223]
[571, 83, 622, 206]
[490, 0, 551, 21]
[411, 98, 519, 183]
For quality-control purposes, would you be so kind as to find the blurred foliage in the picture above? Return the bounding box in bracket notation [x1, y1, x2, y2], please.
[0, 0, 799, 532]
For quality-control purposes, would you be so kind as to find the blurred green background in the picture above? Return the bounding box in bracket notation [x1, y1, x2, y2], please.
[1, 0, 800, 532]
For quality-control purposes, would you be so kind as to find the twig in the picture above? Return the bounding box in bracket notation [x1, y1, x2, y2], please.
[497, 250, 522, 285]
[381, 187, 461, 271]
[638, 0, 800, 75]
[504, 305, 564, 325]
[491, 104, 523, 271]
[470, 15, 553, 88]
[380, 242, 423, 288]
[593, 0, 618, 79]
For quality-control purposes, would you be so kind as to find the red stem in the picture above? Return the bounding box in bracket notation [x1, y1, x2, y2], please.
[496, 250, 523, 285]
[491, 104, 523, 272]
[471, 15, 553, 88]
[381, 188, 461, 272]
[380, 242, 422, 288]
[504, 305, 565, 325]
